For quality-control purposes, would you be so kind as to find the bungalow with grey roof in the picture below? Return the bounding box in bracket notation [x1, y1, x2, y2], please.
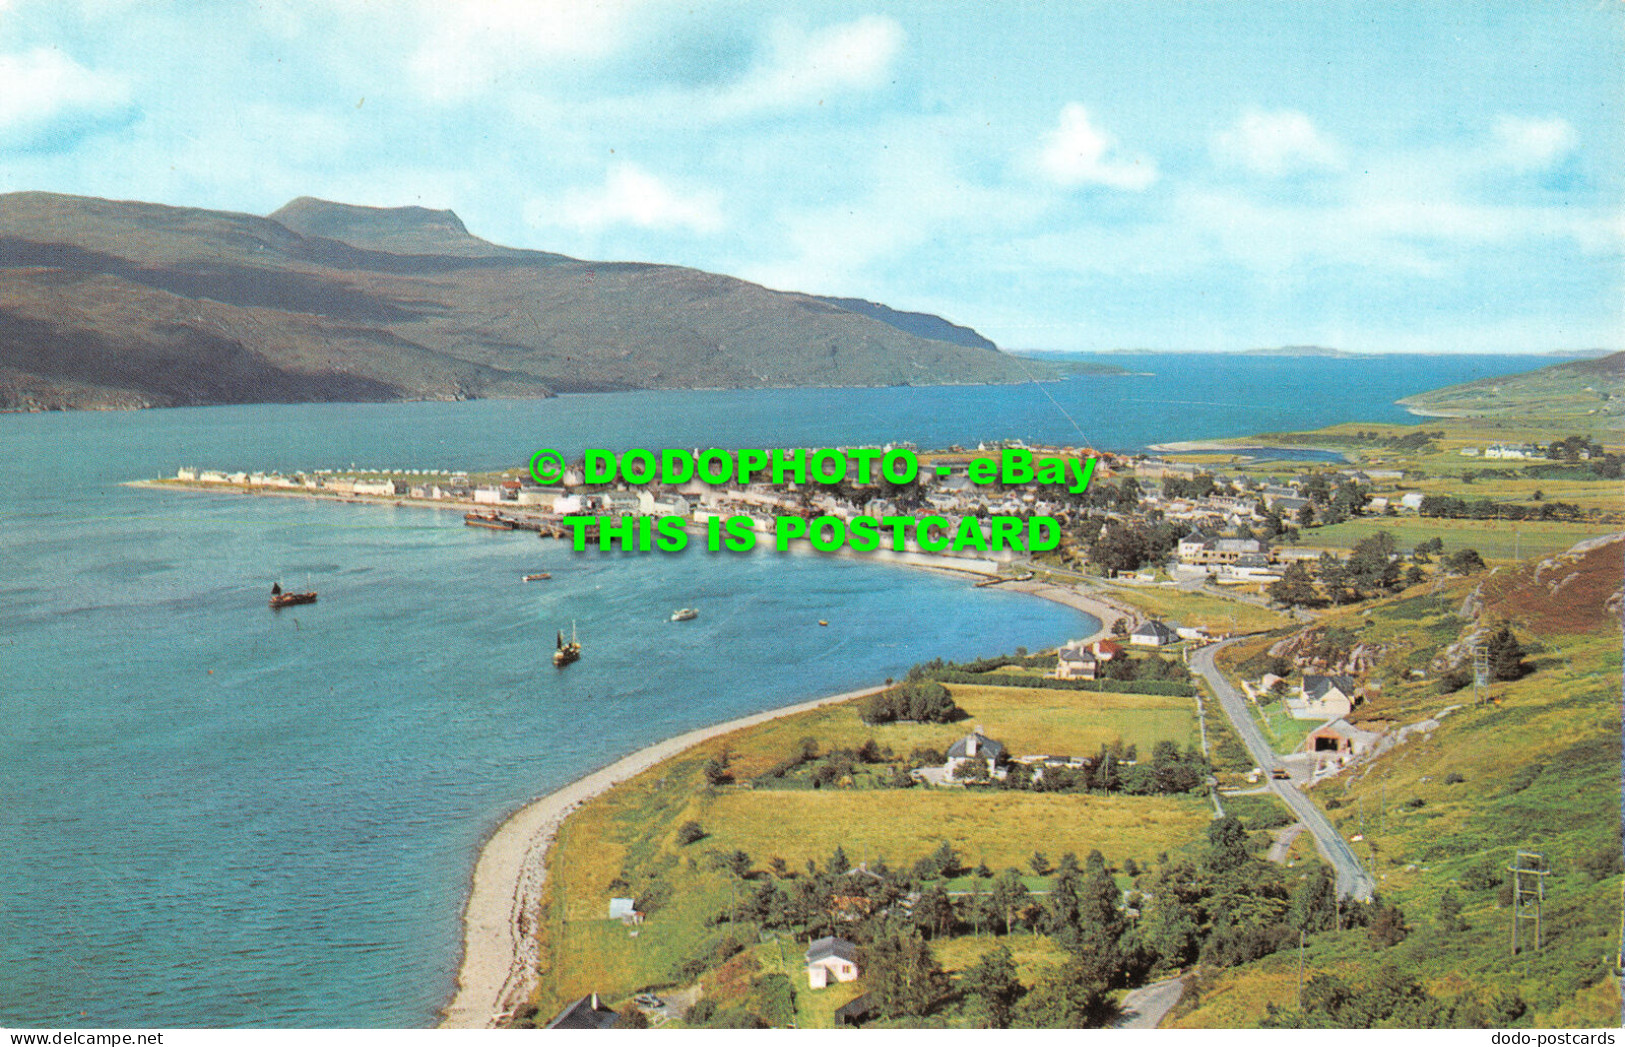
[1130, 620, 1178, 646]
[806, 936, 861, 988]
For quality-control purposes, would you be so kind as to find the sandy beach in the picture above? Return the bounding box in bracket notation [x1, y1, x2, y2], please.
[439, 682, 889, 1028]
[439, 571, 1128, 1028]
[999, 577, 1137, 643]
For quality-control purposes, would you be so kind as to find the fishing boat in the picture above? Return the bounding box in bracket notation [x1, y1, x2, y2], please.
[269, 583, 317, 609]
[523, 572, 552, 582]
[553, 621, 581, 667]
[670, 607, 698, 622]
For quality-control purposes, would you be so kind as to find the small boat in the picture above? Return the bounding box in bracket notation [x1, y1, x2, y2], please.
[818, 619, 829, 627]
[670, 607, 698, 622]
[465, 512, 515, 530]
[523, 573, 552, 582]
[553, 621, 581, 667]
[270, 583, 317, 610]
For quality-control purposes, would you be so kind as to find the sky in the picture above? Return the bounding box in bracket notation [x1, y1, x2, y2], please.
[0, 0, 1620, 353]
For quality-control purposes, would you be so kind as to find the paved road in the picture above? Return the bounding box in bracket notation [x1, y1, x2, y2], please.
[1190, 641, 1375, 901]
[1114, 976, 1185, 1029]
[1267, 822, 1307, 864]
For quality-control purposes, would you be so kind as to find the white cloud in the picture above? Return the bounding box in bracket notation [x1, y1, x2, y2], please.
[0, 48, 128, 138]
[1212, 109, 1342, 176]
[537, 162, 723, 234]
[1034, 103, 1156, 191]
[409, 0, 644, 101]
[707, 15, 903, 119]
[1490, 115, 1578, 171]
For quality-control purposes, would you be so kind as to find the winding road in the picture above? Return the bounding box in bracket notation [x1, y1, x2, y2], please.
[1189, 640, 1375, 901]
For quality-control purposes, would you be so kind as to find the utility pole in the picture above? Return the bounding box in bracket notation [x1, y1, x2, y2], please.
[1472, 644, 1491, 705]
[1297, 929, 1305, 1011]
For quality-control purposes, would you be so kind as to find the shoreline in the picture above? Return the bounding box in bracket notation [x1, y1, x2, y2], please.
[438, 683, 890, 1028]
[440, 572, 1119, 1028]
[1146, 439, 1350, 459]
[131, 475, 1122, 1027]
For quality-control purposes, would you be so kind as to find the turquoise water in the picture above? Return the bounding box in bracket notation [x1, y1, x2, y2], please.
[0, 354, 1550, 1026]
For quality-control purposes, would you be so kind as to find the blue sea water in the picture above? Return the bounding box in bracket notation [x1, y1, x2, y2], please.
[0, 353, 1551, 1026]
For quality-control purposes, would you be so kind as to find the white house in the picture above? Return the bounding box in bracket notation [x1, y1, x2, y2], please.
[1130, 620, 1178, 647]
[806, 936, 861, 989]
[1285, 674, 1357, 721]
[945, 729, 1006, 780]
[1055, 643, 1098, 680]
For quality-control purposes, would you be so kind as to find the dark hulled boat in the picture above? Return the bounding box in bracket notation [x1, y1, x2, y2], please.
[553, 622, 581, 667]
[270, 583, 317, 609]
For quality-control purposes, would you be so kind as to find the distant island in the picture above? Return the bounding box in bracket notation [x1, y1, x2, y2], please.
[1240, 345, 1359, 358]
[0, 192, 1042, 411]
[1093, 346, 1360, 357]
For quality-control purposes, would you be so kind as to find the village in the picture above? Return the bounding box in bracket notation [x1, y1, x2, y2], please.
[165, 438, 1505, 572]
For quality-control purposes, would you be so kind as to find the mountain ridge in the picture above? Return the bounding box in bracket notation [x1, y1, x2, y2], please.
[0, 192, 1029, 410]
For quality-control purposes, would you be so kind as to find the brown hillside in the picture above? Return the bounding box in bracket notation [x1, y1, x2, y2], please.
[0, 192, 1032, 410]
[1467, 532, 1624, 635]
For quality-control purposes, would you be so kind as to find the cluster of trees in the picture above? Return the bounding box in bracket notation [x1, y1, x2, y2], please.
[1419, 494, 1585, 522]
[1268, 534, 1493, 607]
[1085, 518, 1186, 575]
[754, 736, 927, 790]
[1161, 473, 1222, 500]
[1546, 434, 1606, 463]
[859, 681, 962, 725]
[974, 740, 1211, 797]
[1438, 623, 1528, 692]
[1268, 534, 1406, 607]
[684, 815, 1451, 1028]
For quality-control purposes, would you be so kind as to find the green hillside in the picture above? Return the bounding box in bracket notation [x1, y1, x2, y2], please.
[1397, 353, 1624, 426]
[1174, 535, 1623, 1028]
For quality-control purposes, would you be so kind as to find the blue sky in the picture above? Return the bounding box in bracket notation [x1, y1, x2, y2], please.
[0, 0, 1619, 353]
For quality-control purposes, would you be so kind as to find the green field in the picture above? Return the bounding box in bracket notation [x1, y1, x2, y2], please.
[1103, 584, 1294, 633]
[700, 789, 1210, 875]
[715, 683, 1199, 783]
[531, 683, 1215, 1023]
[1247, 698, 1320, 753]
[1299, 516, 1620, 563]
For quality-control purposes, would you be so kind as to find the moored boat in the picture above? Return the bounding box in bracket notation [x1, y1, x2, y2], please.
[670, 607, 698, 622]
[269, 583, 317, 609]
[465, 512, 515, 530]
[553, 621, 581, 667]
[523, 573, 552, 582]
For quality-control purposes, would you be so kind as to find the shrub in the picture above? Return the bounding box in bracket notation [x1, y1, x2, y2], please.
[860, 681, 962, 724]
[1444, 772, 1465, 784]
[1368, 904, 1409, 948]
[677, 820, 705, 846]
